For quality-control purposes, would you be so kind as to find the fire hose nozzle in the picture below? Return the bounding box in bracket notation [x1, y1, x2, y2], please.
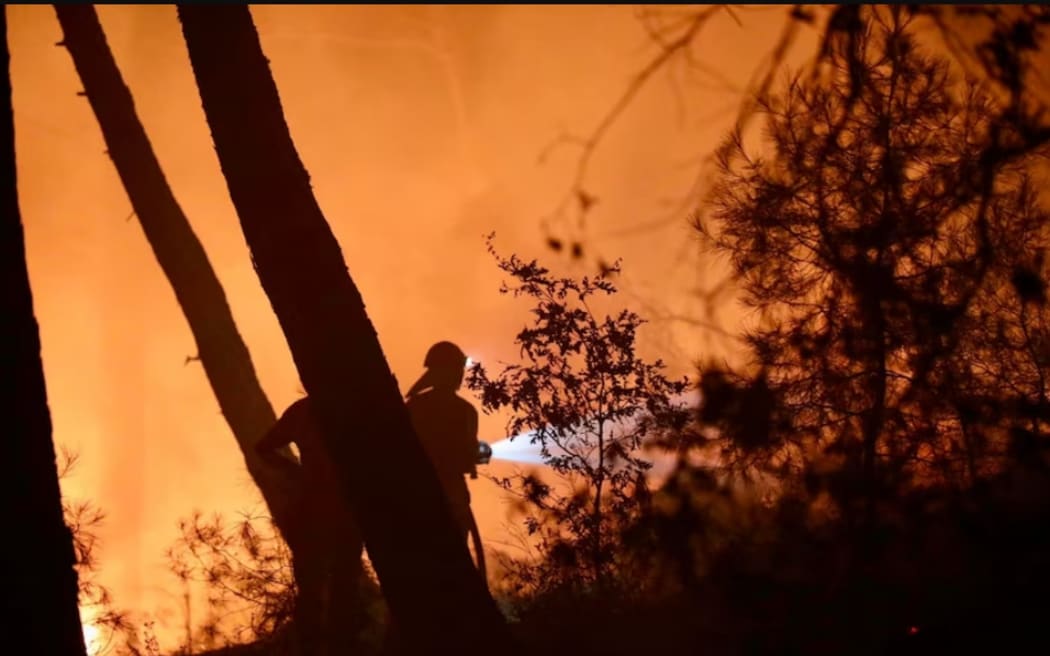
[477, 441, 492, 465]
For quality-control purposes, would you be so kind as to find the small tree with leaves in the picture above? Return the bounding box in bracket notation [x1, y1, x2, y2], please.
[468, 236, 689, 596]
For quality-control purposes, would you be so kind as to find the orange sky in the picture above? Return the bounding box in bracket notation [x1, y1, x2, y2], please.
[9, 4, 815, 648]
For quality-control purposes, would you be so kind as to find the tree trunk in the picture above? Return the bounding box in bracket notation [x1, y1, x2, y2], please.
[52, 5, 301, 540]
[1, 7, 88, 654]
[176, 6, 513, 653]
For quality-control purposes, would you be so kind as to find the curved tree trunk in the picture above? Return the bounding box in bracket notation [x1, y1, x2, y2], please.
[52, 5, 301, 540]
[1, 7, 88, 654]
[176, 6, 513, 653]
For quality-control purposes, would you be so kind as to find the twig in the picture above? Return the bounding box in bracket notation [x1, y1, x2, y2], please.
[539, 6, 728, 238]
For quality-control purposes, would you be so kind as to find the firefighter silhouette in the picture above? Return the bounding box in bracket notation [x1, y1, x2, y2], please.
[255, 396, 362, 656]
[405, 341, 486, 575]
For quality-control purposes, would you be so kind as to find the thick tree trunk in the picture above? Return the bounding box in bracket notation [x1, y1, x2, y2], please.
[176, 6, 513, 653]
[1, 8, 88, 655]
[52, 5, 301, 539]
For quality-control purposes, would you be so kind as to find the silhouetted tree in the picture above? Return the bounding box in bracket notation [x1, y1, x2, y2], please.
[52, 3, 303, 554]
[578, 10, 1050, 655]
[541, 6, 1050, 359]
[468, 237, 689, 594]
[175, 6, 513, 654]
[911, 6, 1050, 122]
[1, 7, 88, 654]
[698, 10, 1050, 532]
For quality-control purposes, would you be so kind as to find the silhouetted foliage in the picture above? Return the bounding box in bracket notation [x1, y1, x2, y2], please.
[696, 10, 1050, 522]
[911, 5, 1050, 125]
[57, 450, 173, 656]
[164, 508, 381, 654]
[541, 6, 1050, 374]
[59, 450, 130, 656]
[468, 236, 690, 600]
[606, 9, 1050, 654]
[167, 511, 295, 650]
[483, 9, 1050, 656]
